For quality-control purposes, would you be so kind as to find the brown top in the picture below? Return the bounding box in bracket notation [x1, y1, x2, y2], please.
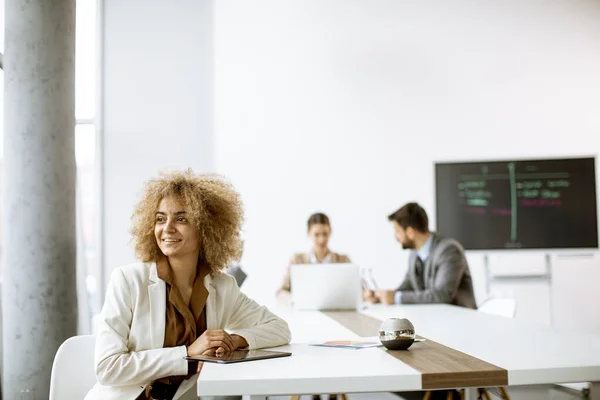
[138, 257, 209, 399]
[278, 251, 351, 293]
[159, 256, 209, 348]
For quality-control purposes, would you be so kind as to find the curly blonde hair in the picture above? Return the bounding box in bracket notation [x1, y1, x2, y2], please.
[130, 169, 243, 273]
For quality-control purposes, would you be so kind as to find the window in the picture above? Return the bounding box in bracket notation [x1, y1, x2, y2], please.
[75, 0, 101, 330]
[0, 0, 101, 332]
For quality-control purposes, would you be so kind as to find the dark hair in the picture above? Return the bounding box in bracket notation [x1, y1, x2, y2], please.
[387, 203, 429, 233]
[307, 212, 330, 231]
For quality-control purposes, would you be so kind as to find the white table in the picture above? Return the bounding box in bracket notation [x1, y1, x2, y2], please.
[197, 304, 600, 399]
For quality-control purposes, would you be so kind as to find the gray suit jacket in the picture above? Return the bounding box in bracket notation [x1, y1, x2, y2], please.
[397, 233, 476, 309]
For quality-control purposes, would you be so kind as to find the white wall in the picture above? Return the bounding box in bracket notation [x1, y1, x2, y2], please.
[100, 0, 600, 332]
[213, 0, 600, 316]
[102, 0, 214, 286]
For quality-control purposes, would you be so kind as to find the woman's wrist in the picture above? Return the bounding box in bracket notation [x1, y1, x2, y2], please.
[231, 334, 248, 349]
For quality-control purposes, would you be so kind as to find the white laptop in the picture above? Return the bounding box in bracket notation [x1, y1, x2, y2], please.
[290, 263, 361, 311]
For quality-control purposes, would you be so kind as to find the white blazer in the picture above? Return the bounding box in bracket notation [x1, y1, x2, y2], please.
[85, 262, 291, 400]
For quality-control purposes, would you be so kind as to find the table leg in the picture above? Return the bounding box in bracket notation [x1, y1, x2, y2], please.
[590, 382, 600, 400]
[463, 388, 478, 400]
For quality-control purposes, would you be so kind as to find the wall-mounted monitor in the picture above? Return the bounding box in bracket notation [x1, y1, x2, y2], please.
[435, 157, 598, 250]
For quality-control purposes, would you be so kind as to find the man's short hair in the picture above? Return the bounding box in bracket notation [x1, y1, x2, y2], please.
[387, 203, 429, 233]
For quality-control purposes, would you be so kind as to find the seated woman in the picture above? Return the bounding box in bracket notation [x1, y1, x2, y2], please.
[278, 213, 348, 400]
[278, 212, 351, 297]
[86, 170, 291, 400]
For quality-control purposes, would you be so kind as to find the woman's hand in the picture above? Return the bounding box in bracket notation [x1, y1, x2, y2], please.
[187, 329, 236, 356]
[208, 334, 249, 356]
[231, 334, 248, 350]
[375, 290, 397, 305]
[363, 289, 380, 303]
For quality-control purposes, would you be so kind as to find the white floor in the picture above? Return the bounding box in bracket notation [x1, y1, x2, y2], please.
[267, 384, 585, 400]
[269, 395, 399, 400]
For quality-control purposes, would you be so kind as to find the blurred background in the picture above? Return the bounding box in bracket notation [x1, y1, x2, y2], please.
[1, 0, 599, 352]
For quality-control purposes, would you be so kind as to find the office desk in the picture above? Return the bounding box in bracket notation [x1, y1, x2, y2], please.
[197, 304, 600, 399]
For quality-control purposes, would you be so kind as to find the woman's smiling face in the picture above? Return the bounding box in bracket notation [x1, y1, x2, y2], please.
[154, 196, 200, 258]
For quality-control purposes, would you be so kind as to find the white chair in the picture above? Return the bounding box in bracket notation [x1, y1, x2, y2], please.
[49, 335, 96, 400]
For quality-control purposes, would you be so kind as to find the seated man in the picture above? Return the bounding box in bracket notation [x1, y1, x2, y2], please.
[375, 202, 476, 309]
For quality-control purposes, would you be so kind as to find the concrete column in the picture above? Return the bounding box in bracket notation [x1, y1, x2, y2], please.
[2, 0, 78, 398]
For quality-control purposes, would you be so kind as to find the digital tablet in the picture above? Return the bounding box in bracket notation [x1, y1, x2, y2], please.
[184, 349, 291, 364]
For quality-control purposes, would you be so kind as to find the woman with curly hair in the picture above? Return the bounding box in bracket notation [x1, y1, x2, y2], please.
[86, 170, 291, 400]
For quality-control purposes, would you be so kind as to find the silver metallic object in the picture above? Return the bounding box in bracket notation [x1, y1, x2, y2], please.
[378, 318, 416, 350]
